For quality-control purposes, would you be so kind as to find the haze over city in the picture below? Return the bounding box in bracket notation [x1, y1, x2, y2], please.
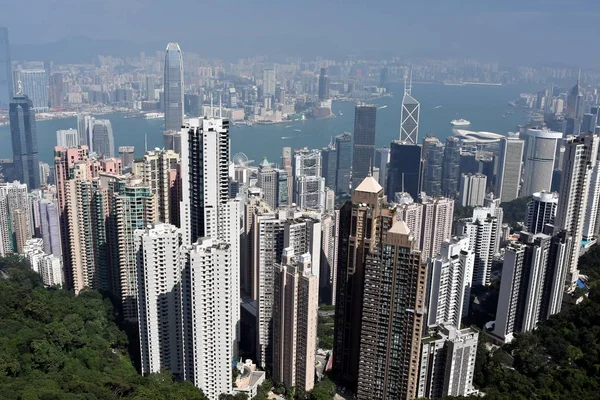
[4, 0, 600, 65]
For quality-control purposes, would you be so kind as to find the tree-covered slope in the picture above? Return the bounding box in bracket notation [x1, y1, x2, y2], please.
[0, 255, 207, 400]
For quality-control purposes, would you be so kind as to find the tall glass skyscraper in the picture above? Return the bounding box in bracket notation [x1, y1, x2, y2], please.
[20, 69, 48, 111]
[10, 94, 40, 189]
[164, 43, 184, 132]
[0, 27, 13, 110]
[92, 119, 115, 157]
[351, 105, 377, 190]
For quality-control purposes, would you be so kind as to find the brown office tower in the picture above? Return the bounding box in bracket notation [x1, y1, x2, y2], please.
[333, 176, 394, 387]
[357, 219, 426, 399]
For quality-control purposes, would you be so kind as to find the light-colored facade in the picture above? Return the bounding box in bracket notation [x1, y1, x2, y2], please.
[23, 238, 63, 287]
[293, 149, 325, 212]
[257, 158, 278, 210]
[420, 195, 454, 261]
[56, 128, 80, 148]
[459, 210, 501, 287]
[180, 117, 230, 245]
[496, 136, 524, 202]
[554, 132, 599, 288]
[164, 43, 184, 132]
[135, 223, 182, 376]
[273, 249, 318, 392]
[418, 325, 479, 399]
[181, 238, 236, 400]
[526, 191, 558, 234]
[521, 128, 562, 197]
[458, 173, 487, 207]
[20, 69, 47, 111]
[320, 212, 339, 305]
[262, 69, 276, 97]
[427, 237, 474, 328]
[493, 232, 568, 343]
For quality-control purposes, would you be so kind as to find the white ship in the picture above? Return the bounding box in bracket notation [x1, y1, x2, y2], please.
[450, 119, 471, 126]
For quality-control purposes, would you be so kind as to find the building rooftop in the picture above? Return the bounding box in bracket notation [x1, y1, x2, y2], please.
[388, 220, 410, 235]
[354, 176, 383, 193]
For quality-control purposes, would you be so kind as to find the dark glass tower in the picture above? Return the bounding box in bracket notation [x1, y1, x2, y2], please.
[318, 67, 329, 101]
[10, 94, 40, 189]
[441, 136, 461, 198]
[335, 132, 352, 195]
[0, 27, 13, 110]
[351, 105, 377, 190]
[422, 137, 444, 196]
[164, 43, 184, 132]
[386, 140, 422, 201]
[321, 142, 337, 191]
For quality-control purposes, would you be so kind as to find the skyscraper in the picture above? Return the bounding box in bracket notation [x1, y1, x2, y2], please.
[374, 147, 391, 188]
[554, 132, 599, 288]
[136, 223, 182, 376]
[565, 77, 584, 135]
[77, 114, 94, 149]
[334, 176, 393, 387]
[335, 133, 352, 195]
[181, 237, 237, 399]
[118, 146, 135, 168]
[20, 69, 48, 111]
[0, 181, 32, 254]
[92, 119, 115, 157]
[0, 27, 14, 110]
[493, 231, 570, 343]
[356, 220, 426, 400]
[115, 179, 158, 322]
[526, 191, 558, 234]
[400, 78, 420, 144]
[521, 128, 562, 197]
[49, 73, 63, 108]
[427, 238, 474, 328]
[496, 136, 524, 202]
[321, 142, 337, 191]
[56, 129, 79, 148]
[262, 69, 276, 98]
[272, 249, 318, 392]
[458, 173, 487, 207]
[164, 43, 184, 132]
[257, 158, 278, 210]
[351, 105, 377, 189]
[318, 68, 329, 101]
[386, 140, 422, 201]
[293, 148, 325, 212]
[38, 198, 62, 258]
[10, 94, 41, 189]
[418, 325, 479, 399]
[180, 117, 231, 245]
[423, 137, 444, 197]
[441, 137, 461, 198]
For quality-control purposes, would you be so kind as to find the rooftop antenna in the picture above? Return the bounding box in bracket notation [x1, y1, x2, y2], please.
[144, 133, 148, 152]
[210, 93, 214, 117]
[401, 173, 405, 193]
[409, 69, 413, 94]
[578, 68, 581, 83]
[219, 94, 222, 118]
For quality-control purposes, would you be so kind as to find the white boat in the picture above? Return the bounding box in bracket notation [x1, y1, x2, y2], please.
[450, 119, 471, 126]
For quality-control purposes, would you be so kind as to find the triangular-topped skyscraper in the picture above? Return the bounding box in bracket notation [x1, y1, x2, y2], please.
[400, 72, 420, 144]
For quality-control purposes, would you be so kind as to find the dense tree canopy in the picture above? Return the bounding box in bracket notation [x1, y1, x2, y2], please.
[0, 256, 207, 400]
[500, 196, 530, 228]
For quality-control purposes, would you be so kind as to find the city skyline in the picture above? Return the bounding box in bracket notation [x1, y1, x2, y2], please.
[2, 5, 600, 397]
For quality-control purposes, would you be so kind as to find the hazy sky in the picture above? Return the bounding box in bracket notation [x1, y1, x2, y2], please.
[3, 0, 600, 65]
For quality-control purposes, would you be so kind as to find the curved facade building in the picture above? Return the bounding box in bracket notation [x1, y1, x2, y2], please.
[521, 129, 562, 197]
[164, 43, 184, 132]
[526, 191, 558, 234]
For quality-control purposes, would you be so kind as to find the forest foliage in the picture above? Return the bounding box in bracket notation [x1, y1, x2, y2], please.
[0, 255, 208, 400]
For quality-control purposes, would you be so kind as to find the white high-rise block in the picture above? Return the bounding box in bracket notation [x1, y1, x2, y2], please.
[181, 238, 236, 400]
[135, 223, 182, 376]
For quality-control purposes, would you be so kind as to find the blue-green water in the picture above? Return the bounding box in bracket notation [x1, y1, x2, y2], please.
[0, 83, 540, 165]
